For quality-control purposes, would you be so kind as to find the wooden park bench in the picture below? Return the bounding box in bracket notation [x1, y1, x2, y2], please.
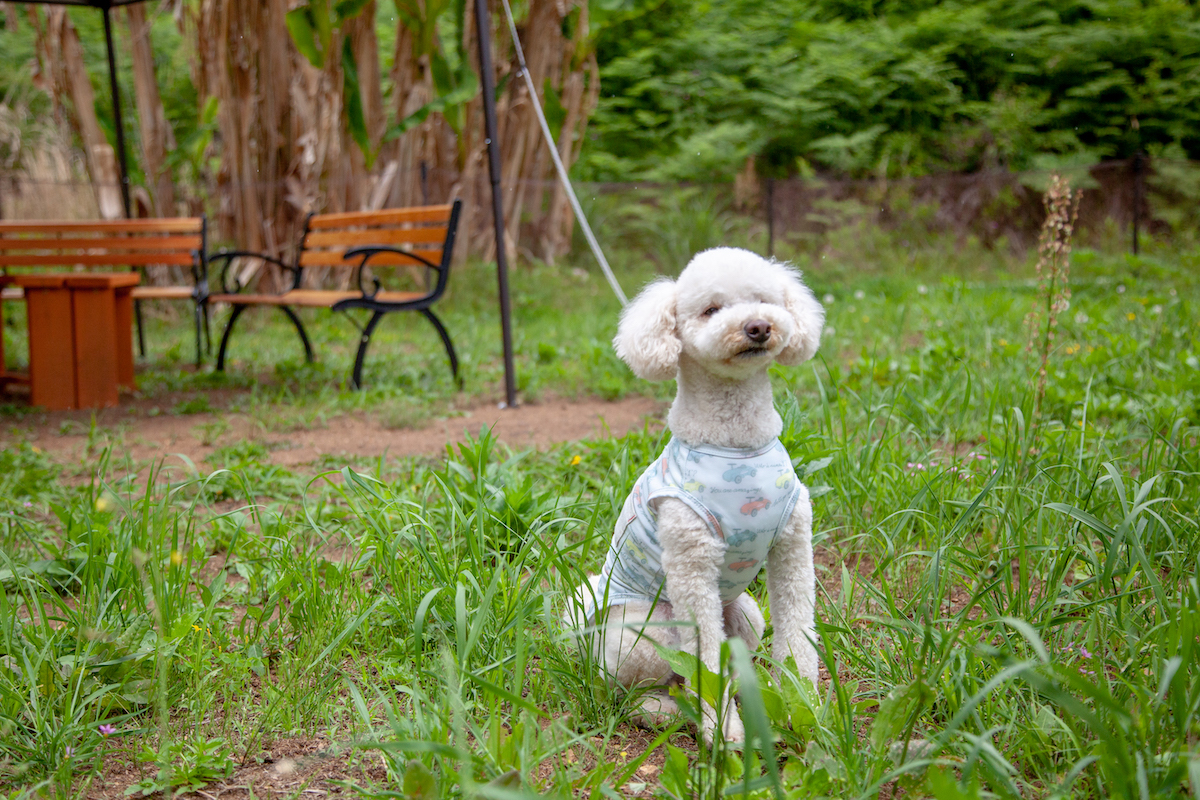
[207, 200, 463, 389]
[0, 217, 210, 366]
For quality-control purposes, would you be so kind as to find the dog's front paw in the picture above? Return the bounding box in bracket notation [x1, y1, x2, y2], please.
[637, 691, 681, 729]
[699, 701, 745, 748]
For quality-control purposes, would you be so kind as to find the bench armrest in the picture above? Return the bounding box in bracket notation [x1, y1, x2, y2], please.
[209, 250, 298, 294]
[342, 245, 443, 300]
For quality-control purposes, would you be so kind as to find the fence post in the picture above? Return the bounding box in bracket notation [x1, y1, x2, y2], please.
[1131, 152, 1146, 256]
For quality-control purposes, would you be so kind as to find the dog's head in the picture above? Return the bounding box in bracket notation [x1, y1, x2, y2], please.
[614, 247, 825, 381]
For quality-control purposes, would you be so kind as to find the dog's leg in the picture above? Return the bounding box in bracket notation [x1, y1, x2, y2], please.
[593, 600, 689, 729]
[594, 600, 679, 687]
[657, 498, 744, 745]
[723, 593, 766, 650]
[767, 484, 819, 684]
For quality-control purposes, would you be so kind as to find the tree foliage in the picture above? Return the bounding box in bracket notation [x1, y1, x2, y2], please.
[581, 0, 1200, 180]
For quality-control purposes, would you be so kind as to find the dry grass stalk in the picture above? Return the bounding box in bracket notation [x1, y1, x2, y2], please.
[127, 3, 178, 218]
[31, 7, 123, 219]
[1025, 172, 1081, 421]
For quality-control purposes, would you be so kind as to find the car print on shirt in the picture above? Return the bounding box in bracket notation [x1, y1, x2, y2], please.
[775, 472, 793, 490]
[728, 559, 759, 572]
[723, 464, 757, 483]
[724, 528, 758, 547]
[626, 539, 649, 563]
[741, 497, 771, 516]
[682, 480, 705, 493]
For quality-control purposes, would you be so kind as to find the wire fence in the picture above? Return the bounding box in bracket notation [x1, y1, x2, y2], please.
[3, 157, 1198, 264]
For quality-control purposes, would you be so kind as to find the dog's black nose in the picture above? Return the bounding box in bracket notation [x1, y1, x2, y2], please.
[743, 319, 771, 343]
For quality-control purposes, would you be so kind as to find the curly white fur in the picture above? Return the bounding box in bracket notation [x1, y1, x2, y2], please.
[567, 247, 824, 745]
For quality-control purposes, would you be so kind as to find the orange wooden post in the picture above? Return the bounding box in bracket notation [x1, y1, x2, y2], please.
[17, 275, 77, 410]
[70, 284, 121, 409]
[67, 274, 139, 407]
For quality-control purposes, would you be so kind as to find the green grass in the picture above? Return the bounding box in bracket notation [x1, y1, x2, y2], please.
[1, 256, 657, 423]
[1, 222, 1198, 798]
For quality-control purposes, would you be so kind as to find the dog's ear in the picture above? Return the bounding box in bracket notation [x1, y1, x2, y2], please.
[776, 268, 825, 366]
[613, 279, 680, 380]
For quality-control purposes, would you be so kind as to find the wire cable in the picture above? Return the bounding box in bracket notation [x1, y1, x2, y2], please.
[497, 0, 627, 305]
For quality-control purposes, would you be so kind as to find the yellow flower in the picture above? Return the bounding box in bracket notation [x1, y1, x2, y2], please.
[170, 550, 183, 567]
[998, 338, 1008, 347]
[570, 455, 582, 466]
[95, 496, 112, 512]
[192, 624, 201, 633]
[31, 445, 42, 454]
[1126, 312, 1136, 321]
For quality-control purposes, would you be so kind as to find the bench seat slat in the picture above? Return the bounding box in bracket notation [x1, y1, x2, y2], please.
[303, 226, 449, 248]
[209, 289, 424, 307]
[0, 253, 196, 267]
[131, 286, 195, 300]
[0, 218, 203, 234]
[305, 205, 453, 229]
[0, 235, 202, 252]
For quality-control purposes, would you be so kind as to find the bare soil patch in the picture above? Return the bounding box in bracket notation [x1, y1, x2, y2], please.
[1, 395, 665, 469]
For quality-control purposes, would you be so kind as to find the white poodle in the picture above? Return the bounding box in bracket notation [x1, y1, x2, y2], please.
[565, 247, 825, 745]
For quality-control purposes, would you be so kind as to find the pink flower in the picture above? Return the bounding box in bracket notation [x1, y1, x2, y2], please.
[99, 724, 116, 736]
[1079, 645, 1091, 659]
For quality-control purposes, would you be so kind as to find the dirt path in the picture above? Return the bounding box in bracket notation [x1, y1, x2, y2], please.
[1, 395, 665, 468]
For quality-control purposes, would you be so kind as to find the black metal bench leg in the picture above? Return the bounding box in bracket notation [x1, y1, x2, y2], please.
[350, 310, 386, 390]
[279, 306, 314, 363]
[215, 304, 247, 371]
[134, 298, 147, 358]
[203, 302, 213, 355]
[192, 300, 203, 367]
[420, 308, 461, 387]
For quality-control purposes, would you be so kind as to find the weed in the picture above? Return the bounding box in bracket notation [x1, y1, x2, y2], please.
[126, 737, 236, 796]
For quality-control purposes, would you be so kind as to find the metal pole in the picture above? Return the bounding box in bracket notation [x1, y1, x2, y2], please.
[102, 4, 132, 219]
[473, 0, 518, 408]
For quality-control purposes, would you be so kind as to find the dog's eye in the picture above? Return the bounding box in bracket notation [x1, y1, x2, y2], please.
[701, 306, 720, 317]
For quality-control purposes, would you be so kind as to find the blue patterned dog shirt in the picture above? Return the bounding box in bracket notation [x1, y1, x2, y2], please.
[583, 437, 801, 621]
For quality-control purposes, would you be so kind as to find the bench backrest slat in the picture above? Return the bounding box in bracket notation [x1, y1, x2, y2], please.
[298, 248, 443, 269]
[0, 253, 198, 267]
[304, 205, 453, 229]
[0, 218, 203, 235]
[0, 217, 206, 278]
[303, 226, 449, 248]
[0, 235, 204, 253]
[298, 204, 453, 278]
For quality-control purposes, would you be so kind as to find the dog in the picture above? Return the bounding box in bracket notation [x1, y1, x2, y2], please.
[564, 246, 825, 744]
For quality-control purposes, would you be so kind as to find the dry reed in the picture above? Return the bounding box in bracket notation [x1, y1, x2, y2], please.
[1025, 172, 1081, 421]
